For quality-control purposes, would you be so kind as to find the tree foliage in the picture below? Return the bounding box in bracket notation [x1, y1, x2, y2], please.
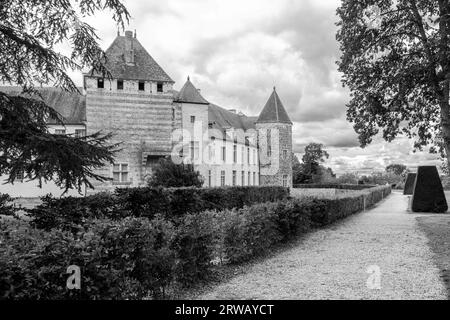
[386, 163, 408, 176]
[147, 158, 204, 188]
[0, 0, 130, 192]
[337, 0, 450, 168]
[293, 143, 335, 184]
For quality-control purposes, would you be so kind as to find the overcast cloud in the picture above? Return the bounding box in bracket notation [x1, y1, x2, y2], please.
[71, 0, 441, 175]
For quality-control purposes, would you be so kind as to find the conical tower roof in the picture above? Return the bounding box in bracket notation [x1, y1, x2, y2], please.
[256, 87, 292, 124]
[174, 77, 209, 105]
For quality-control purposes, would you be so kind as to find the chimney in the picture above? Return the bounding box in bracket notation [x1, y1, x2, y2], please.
[124, 31, 135, 65]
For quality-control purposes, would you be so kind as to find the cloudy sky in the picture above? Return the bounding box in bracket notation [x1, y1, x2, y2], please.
[72, 0, 442, 175]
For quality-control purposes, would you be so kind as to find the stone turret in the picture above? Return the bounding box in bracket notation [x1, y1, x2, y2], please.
[256, 87, 293, 187]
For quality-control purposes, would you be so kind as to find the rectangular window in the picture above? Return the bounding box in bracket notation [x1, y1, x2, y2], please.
[97, 78, 104, 89]
[232, 170, 237, 186]
[157, 82, 163, 93]
[253, 172, 256, 186]
[283, 149, 288, 159]
[208, 170, 212, 187]
[190, 116, 196, 123]
[190, 141, 199, 161]
[241, 146, 244, 164]
[138, 81, 145, 91]
[75, 129, 86, 138]
[113, 163, 129, 183]
[55, 129, 66, 135]
[233, 144, 237, 163]
[241, 171, 245, 186]
[16, 170, 24, 182]
[221, 170, 226, 187]
[117, 79, 124, 90]
[222, 146, 226, 162]
[248, 172, 251, 186]
[247, 148, 250, 164]
[267, 129, 272, 158]
[283, 175, 288, 187]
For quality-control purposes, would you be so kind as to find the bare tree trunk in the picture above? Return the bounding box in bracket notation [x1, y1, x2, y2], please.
[440, 81, 450, 173]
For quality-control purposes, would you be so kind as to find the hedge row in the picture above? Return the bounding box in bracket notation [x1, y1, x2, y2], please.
[26, 186, 289, 231]
[293, 184, 376, 190]
[0, 185, 390, 299]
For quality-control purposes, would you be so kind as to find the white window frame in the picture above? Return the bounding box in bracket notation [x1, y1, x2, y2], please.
[282, 175, 288, 187]
[220, 170, 226, 187]
[112, 163, 129, 184]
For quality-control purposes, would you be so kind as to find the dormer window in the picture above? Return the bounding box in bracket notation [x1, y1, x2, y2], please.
[138, 81, 145, 91]
[157, 82, 163, 93]
[117, 79, 124, 90]
[97, 78, 104, 89]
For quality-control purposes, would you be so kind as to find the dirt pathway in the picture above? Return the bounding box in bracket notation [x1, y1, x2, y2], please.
[197, 191, 447, 300]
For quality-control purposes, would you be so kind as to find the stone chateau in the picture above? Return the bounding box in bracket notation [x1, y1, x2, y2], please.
[1, 30, 293, 197]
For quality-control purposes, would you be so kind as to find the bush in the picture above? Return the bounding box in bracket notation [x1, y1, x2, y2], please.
[293, 184, 374, 190]
[172, 211, 217, 285]
[147, 158, 204, 188]
[411, 166, 448, 213]
[3, 185, 391, 299]
[0, 217, 176, 299]
[0, 193, 17, 216]
[26, 186, 289, 229]
[27, 192, 119, 231]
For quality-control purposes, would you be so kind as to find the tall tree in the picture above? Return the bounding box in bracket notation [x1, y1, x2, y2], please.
[337, 1, 450, 169]
[386, 163, 408, 176]
[302, 143, 330, 175]
[0, 0, 130, 192]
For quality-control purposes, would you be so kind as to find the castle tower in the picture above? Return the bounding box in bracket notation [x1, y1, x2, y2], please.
[256, 87, 293, 187]
[84, 30, 179, 193]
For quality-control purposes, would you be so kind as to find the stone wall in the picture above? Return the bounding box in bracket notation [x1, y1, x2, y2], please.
[85, 76, 180, 193]
[256, 123, 293, 187]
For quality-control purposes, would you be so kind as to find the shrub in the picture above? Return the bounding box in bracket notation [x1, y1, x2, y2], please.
[0, 193, 17, 216]
[411, 166, 448, 213]
[26, 192, 119, 231]
[403, 173, 416, 195]
[3, 185, 391, 299]
[0, 217, 176, 300]
[147, 158, 204, 188]
[26, 186, 289, 229]
[171, 211, 217, 285]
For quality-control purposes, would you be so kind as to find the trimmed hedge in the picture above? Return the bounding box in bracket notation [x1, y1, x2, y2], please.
[0, 185, 390, 299]
[411, 166, 448, 213]
[27, 186, 289, 230]
[403, 173, 416, 195]
[0, 217, 176, 299]
[293, 184, 375, 190]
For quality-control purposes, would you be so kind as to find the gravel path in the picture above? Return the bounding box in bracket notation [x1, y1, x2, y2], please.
[197, 191, 447, 300]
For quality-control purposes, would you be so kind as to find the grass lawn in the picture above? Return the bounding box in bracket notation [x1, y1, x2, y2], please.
[417, 215, 450, 299]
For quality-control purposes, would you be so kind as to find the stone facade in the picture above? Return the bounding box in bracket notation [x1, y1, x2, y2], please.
[257, 123, 293, 188]
[85, 77, 178, 193]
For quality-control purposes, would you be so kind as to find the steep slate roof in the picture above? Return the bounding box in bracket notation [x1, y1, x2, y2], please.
[0, 86, 86, 124]
[174, 77, 209, 104]
[256, 87, 292, 124]
[89, 31, 173, 82]
[209, 104, 256, 131]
